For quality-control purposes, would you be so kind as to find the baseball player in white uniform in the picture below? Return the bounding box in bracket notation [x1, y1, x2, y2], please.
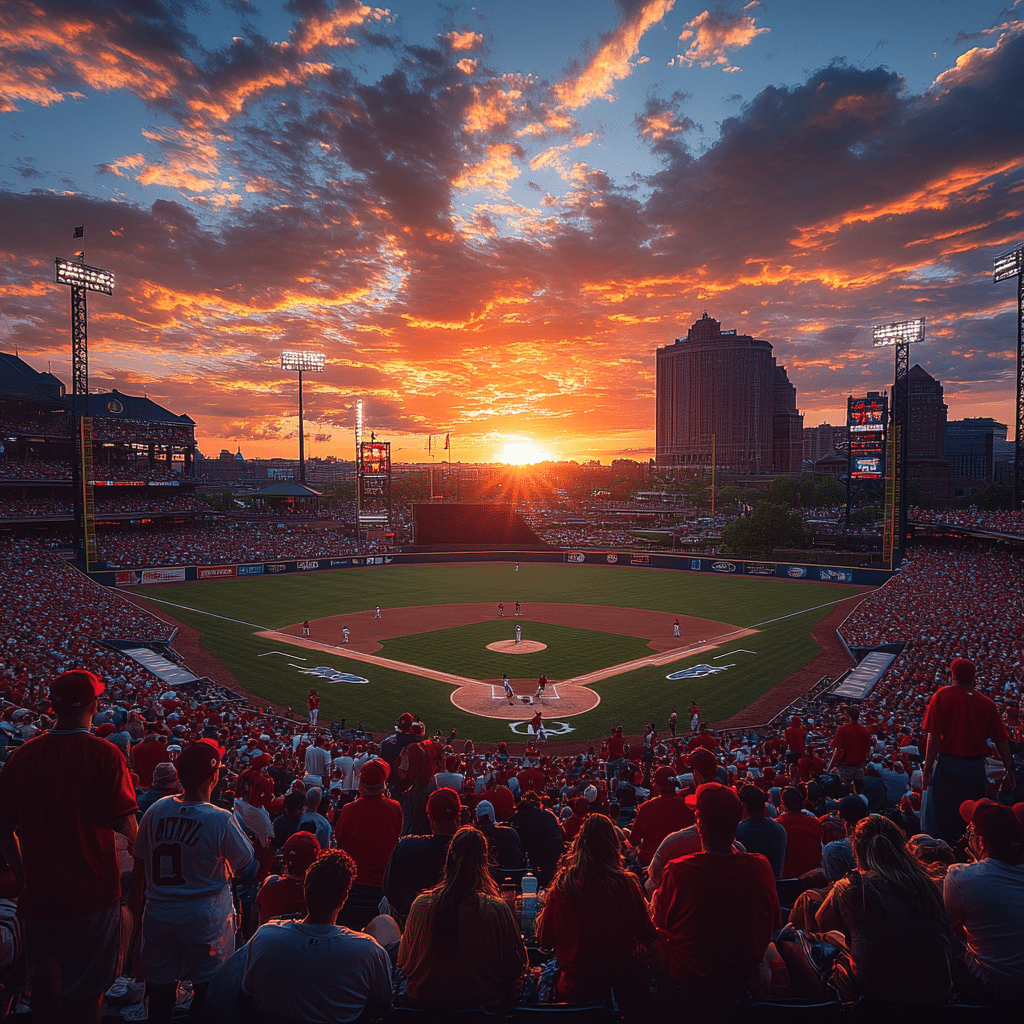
[135, 739, 253, 1024]
[515, 623, 522, 645]
[503, 674, 514, 705]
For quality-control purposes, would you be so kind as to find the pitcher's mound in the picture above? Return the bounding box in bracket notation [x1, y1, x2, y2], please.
[486, 640, 547, 654]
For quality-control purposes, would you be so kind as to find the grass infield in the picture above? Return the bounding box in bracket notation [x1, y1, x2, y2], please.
[134, 561, 871, 742]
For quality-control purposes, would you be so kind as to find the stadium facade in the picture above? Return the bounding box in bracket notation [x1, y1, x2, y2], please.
[655, 313, 803, 473]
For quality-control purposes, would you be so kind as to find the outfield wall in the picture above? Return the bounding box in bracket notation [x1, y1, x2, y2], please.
[88, 549, 892, 588]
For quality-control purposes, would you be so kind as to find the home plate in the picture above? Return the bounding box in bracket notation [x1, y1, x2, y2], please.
[486, 640, 547, 654]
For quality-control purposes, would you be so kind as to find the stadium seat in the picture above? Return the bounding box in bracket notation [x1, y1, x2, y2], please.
[510, 1005, 618, 1024]
[736, 998, 843, 1023]
[385, 1007, 501, 1024]
[846, 999, 1016, 1024]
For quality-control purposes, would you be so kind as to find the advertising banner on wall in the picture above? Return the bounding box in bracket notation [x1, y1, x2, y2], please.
[198, 565, 237, 580]
[237, 564, 264, 576]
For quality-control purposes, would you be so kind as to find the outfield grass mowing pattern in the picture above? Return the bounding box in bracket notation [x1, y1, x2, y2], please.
[135, 562, 871, 742]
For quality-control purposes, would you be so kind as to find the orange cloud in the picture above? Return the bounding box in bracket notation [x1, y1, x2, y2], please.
[553, 0, 674, 109]
[443, 30, 484, 52]
[290, 4, 390, 54]
[675, 7, 769, 73]
[452, 143, 523, 193]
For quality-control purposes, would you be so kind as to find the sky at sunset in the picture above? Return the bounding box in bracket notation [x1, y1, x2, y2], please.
[2, 0, 1023, 466]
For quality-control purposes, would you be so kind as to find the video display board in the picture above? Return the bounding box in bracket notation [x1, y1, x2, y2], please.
[848, 396, 887, 480]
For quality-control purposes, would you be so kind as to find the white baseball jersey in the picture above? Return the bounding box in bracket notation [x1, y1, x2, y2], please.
[305, 745, 331, 780]
[136, 796, 253, 911]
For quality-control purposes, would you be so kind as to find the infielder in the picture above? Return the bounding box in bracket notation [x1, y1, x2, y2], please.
[343, 627, 350, 644]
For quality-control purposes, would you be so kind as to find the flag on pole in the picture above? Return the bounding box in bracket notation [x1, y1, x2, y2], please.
[444, 433, 450, 450]
[428, 435, 432, 454]
[73, 225, 84, 238]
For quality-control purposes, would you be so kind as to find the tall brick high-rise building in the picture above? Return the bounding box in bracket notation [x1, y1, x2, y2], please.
[656, 312, 803, 473]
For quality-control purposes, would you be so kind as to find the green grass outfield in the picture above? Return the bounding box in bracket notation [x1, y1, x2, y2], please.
[135, 562, 871, 742]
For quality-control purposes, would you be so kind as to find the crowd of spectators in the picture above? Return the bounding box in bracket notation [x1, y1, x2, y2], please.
[0, 458, 183, 483]
[910, 508, 1024, 539]
[0, 494, 212, 520]
[0, 540, 1022, 1022]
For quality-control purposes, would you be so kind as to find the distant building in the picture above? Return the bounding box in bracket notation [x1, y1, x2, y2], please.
[655, 312, 803, 473]
[803, 422, 847, 465]
[908, 365, 947, 458]
[945, 417, 1011, 493]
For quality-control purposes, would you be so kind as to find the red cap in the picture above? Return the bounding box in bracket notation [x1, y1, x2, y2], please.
[95, 722, 116, 737]
[692, 782, 743, 834]
[397, 713, 414, 731]
[427, 787, 462, 821]
[177, 740, 224, 787]
[950, 658, 976, 683]
[359, 759, 390, 795]
[283, 832, 321, 876]
[653, 766, 680, 791]
[251, 753, 272, 769]
[50, 670, 104, 711]
[688, 748, 717, 777]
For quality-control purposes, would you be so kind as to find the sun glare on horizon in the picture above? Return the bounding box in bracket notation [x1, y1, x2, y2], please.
[497, 440, 554, 465]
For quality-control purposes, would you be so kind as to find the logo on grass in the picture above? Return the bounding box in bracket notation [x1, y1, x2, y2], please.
[666, 663, 734, 680]
[508, 721, 575, 736]
[296, 666, 369, 685]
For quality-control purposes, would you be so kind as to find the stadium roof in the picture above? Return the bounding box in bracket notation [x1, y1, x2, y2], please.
[0, 352, 67, 404]
[254, 482, 322, 498]
[85, 390, 195, 425]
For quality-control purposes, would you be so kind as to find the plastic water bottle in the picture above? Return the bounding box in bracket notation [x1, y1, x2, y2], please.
[520, 860, 538, 939]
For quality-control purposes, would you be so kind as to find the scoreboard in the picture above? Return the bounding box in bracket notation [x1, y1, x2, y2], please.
[848, 395, 887, 480]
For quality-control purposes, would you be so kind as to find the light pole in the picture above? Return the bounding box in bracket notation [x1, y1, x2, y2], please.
[993, 243, 1024, 510]
[281, 351, 324, 484]
[54, 254, 114, 567]
[872, 317, 925, 569]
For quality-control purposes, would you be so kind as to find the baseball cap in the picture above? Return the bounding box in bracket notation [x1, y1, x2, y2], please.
[475, 799, 495, 822]
[283, 832, 321, 876]
[397, 713, 414, 731]
[688, 748, 718, 777]
[151, 762, 181, 791]
[250, 753, 272, 770]
[950, 658, 976, 683]
[427, 787, 462, 821]
[176, 740, 225, 787]
[691, 783, 743, 834]
[50, 670, 104, 711]
[95, 723, 116, 738]
[960, 799, 1024, 859]
[584, 785, 598, 803]
[359, 759, 390, 796]
[653, 767, 679, 792]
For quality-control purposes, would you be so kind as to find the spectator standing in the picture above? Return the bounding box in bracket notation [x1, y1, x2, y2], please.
[138, 762, 182, 816]
[943, 799, 1024, 1005]
[511, 793, 566, 888]
[298, 787, 333, 848]
[826, 706, 873, 793]
[243, 850, 392, 1022]
[134, 739, 254, 1024]
[399, 826, 527, 1014]
[0, 670, 138, 1024]
[474, 799, 523, 868]
[921, 658, 1015, 845]
[628, 767, 691, 867]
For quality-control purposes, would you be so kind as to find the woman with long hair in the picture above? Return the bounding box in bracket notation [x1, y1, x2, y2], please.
[536, 813, 657, 1015]
[815, 814, 957, 1004]
[398, 825, 528, 1012]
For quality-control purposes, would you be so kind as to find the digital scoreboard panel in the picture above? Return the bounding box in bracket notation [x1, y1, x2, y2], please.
[848, 396, 887, 479]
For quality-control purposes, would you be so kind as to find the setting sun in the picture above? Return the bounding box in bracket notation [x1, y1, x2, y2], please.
[497, 440, 554, 465]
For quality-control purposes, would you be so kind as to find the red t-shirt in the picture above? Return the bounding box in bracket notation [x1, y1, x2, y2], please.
[0, 730, 138, 920]
[132, 739, 171, 789]
[627, 795, 694, 866]
[254, 874, 306, 924]
[334, 795, 404, 887]
[776, 811, 824, 878]
[516, 768, 546, 793]
[922, 686, 1008, 757]
[783, 726, 807, 756]
[651, 852, 780, 991]
[608, 735, 626, 759]
[537, 877, 656, 1001]
[830, 723, 872, 767]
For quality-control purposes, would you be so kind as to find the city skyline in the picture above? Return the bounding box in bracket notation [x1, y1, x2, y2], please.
[1, 0, 1023, 465]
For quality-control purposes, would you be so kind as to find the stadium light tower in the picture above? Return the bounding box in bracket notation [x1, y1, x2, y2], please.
[54, 254, 114, 567]
[281, 351, 324, 484]
[872, 317, 926, 569]
[993, 242, 1024, 510]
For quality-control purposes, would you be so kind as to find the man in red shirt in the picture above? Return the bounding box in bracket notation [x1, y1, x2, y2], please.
[826, 706, 873, 793]
[252, 831, 321, 928]
[628, 767, 692, 867]
[776, 786, 824, 878]
[921, 658, 1015, 845]
[0, 670, 138, 1024]
[334, 759, 404, 929]
[783, 715, 808, 765]
[651, 783, 780, 1006]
